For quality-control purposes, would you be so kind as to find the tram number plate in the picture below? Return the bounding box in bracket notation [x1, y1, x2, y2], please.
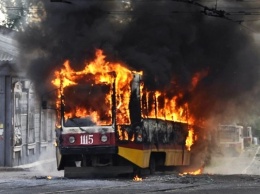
[80, 134, 94, 145]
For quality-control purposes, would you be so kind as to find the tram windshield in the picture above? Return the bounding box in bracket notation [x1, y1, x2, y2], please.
[62, 84, 112, 126]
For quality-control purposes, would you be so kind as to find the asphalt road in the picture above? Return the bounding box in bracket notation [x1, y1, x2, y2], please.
[1, 169, 260, 194]
[0, 145, 260, 194]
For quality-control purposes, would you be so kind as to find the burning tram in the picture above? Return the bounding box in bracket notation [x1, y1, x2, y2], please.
[52, 50, 200, 176]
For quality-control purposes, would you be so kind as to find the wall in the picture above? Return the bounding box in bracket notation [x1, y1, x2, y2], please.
[0, 63, 56, 167]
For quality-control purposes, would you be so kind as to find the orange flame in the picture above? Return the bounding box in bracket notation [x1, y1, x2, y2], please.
[190, 69, 208, 90]
[133, 175, 143, 181]
[186, 128, 194, 151]
[180, 168, 203, 176]
[52, 49, 135, 125]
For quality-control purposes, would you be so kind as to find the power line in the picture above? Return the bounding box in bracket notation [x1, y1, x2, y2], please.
[4, 1, 260, 30]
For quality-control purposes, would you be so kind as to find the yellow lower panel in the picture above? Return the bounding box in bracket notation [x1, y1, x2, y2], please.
[118, 146, 151, 168]
[182, 151, 191, 165]
[165, 150, 190, 166]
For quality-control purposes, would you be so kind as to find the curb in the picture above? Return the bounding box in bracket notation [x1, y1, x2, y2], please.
[0, 158, 56, 172]
[0, 167, 26, 172]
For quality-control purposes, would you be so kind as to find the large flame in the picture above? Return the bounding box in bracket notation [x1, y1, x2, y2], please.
[186, 127, 194, 151]
[51, 49, 206, 150]
[52, 49, 134, 125]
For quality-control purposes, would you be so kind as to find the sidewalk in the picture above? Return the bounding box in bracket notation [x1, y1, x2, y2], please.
[0, 158, 56, 172]
[0, 167, 26, 171]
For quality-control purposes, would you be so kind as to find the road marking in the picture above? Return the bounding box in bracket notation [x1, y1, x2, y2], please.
[242, 146, 260, 174]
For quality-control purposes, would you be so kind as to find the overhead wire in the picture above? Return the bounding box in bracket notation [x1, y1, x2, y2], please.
[4, 0, 260, 31]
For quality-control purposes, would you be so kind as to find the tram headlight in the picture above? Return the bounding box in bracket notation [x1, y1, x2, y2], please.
[69, 136, 75, 144]
[101, 134, 108, 142]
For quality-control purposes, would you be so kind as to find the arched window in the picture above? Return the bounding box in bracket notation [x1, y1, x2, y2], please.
[13, 82, 22, 146]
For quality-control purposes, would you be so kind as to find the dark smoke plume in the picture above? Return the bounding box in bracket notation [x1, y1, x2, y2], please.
[16, 0, 260, 127]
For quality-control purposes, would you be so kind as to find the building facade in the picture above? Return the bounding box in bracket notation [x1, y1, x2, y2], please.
[0, 29, 56, 167]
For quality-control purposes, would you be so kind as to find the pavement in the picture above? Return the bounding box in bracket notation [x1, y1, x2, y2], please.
[0, 167, 26, 171]
[0, 158, 56, 172]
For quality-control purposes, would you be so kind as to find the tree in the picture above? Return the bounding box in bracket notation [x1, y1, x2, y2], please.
[0, 0, 28, 31]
